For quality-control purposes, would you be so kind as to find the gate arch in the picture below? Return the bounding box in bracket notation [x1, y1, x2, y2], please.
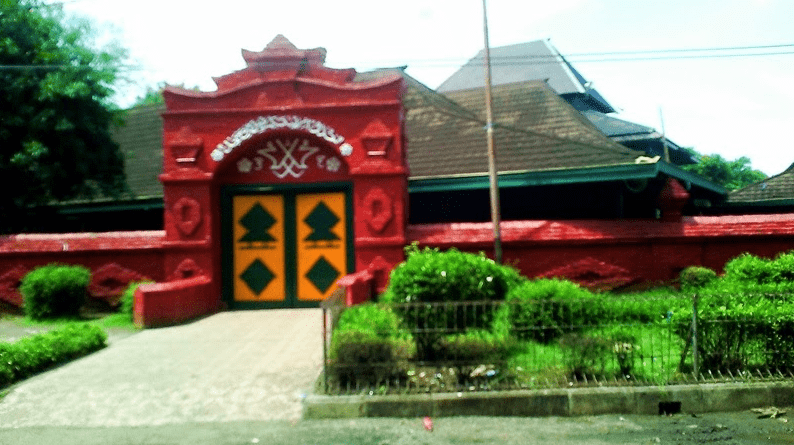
[155, 35, 409, 315]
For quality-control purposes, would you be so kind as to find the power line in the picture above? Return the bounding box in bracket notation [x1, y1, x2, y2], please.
[488, 50, 794, 65]
[0, 44, 792, 72]
[489, 43, 794, 58]
[0, 63, 142, 71]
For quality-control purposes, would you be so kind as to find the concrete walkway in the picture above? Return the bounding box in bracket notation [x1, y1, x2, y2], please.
[0, 309, 323, 427]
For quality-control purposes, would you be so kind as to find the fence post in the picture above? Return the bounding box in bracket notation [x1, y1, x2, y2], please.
[322, 306, 328, 392]
[692, 293, 699, 377]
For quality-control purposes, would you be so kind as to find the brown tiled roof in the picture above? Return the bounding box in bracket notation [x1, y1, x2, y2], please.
[107, 72, 643, 202]
[110, 103, 165, 199]
[404, 77, 639, 178]
[727, 163, 794, 204]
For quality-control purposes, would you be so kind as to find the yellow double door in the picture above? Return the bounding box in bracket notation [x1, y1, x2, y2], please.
[230, 191, 349, 307]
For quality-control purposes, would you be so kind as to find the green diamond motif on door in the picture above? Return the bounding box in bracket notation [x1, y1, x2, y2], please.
[303, 202, 340, 242]
[239, 203, 276, 243]
[305, 256, 340, 294]
[240, 259, 275, 296]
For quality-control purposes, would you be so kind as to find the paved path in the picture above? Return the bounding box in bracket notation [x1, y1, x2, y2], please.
[0, 309, 323, 427]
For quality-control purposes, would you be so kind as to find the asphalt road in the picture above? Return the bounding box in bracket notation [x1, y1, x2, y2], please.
[1, 412, 793, 445]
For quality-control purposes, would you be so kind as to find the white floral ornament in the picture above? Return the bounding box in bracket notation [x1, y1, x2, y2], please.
[237, 157, 253, 173]
[326, 157, 341, 172]
[212, 115, 346, 162]
[339, 143, 353, 157]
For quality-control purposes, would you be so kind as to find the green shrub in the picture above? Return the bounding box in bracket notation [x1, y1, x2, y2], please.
[670, 292, 794, 372]
[120, 281, 153, 320]
[559, 333, 612, 379]
[383, 245, 523, 305]
[498, 279, 597, 343]
[684, 251, 794, 296]
[679, 266, 717, 293]
[722, 253, 775, 286]
[596, 294, 684, 325]
[382, 246, 523, 359]
[771, 252, 794, 283]
[335, 302, 408, 336]
[330, 304, 415, 386]
[0, 324, 106, 387]
[0, 344, 15, 386]
[435, 329, 517, 363]
[21, 264, 91, 320]
[758, 301, 794, 369]
[719, 251, 794, 290]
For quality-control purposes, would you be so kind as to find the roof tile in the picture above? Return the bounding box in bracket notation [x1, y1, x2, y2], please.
[108, 73, 644, 199]
[728, 163, 794, 203]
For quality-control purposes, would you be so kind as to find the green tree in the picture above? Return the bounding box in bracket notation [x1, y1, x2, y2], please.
[132, 85, 165, 106]
[0, 0, 128, 232]
[682, 148, 766, 191]
[130, 81, 200, 107]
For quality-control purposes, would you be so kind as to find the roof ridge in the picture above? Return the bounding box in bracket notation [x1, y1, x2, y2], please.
[448, 81, 636, 158]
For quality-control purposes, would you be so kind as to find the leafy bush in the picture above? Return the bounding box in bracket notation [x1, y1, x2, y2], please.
[435, 329, 517, 363]
[757, 300, 794, 369]
[329, 304, 415, 386]
[21, 264, 91, 320]
[716, 251, 794, 294]
[334, 302, 408, 336]
[382, 246, 523, 360]
[383, 245, 523, 305]
[670, 292, 794, 372]
[772, 252, 794, 283]
[559, 333, 612, 379]
[679, 266, 717, 293]
[120, 280, 153, 320]
[722, 253, 776, 286]
[0, 324, 107, 387]
[498, 279, 597, 343]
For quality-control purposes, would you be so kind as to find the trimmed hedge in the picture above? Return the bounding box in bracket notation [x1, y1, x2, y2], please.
[498, 278, 597, 343]
[382, 246, 523, 352]
[383, 245, 523, 305]
[670, 293, 794, 371]
[679, 266, 717, 293]
[435, 329, 517, 363]
[668, 251, 794, 371]
[709, 251, 794, 294]
[329, 303, 415, 385]
[0, 324, 107, 387]
[20, 264, 91, 320]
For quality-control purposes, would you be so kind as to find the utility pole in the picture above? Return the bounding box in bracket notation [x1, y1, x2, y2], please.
[659, 107, 670, 163]
[482, 0, 503, 264]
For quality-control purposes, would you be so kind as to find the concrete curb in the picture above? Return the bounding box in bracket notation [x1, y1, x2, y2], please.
[303, 382, 794, 419]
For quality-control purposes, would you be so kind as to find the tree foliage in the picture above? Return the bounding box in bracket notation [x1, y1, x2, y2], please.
[0, 0, 129, 232]
[130, 81, 200, 107]
[682, 148, 766, 191]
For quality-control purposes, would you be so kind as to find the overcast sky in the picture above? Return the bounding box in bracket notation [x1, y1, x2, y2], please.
[64, 0, 794, 177]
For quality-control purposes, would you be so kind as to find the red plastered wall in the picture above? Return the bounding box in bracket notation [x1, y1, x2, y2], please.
[0, 231, 165, 308]
[407, 214, 794, 288]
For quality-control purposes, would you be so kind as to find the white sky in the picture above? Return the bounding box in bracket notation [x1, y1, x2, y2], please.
[64, 0, 794, 176]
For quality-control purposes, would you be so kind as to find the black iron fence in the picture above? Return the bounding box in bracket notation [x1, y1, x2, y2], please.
[320, 293, 794, 395]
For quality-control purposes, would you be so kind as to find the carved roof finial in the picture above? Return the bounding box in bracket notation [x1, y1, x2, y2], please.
[242, 34, 327, 70]
[265, 34, 298, 52]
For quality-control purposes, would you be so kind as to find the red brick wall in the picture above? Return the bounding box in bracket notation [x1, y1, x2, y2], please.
[133, 276, 216, 328]
[0, 231, 165, 308]
[3, 213, 794, 316]
[407, 214, 794, 289]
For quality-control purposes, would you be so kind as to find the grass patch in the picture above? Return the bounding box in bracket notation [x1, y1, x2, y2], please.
[95, 313, 138, 329]
[483, 323, 685, 387]
[4, 308, 137, 329]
